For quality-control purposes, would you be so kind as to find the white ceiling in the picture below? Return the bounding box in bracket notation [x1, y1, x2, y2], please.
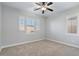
[2, 2, 79, 16]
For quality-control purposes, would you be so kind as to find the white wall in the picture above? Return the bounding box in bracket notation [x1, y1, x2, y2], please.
[46, 5, 79, 47]
[0, 4, 1, 47]
[2, 5, 45, 46]
[2, 3, 79, 48]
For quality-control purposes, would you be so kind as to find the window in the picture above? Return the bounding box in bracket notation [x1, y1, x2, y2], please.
[18, 16, 25, 31]
[67, 16, 77, 34]
[18, 16, 40, 33]
[26, 19, 36, 33]
[36, 19, 40, 31]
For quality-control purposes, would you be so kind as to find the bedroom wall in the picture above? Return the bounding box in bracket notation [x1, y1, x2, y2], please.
[46, 5, 79, 47]
[2, 4, 45, 47]
[0, 3, 1, 49]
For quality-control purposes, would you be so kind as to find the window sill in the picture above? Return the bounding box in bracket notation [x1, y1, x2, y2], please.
[66, 33, 79, 36]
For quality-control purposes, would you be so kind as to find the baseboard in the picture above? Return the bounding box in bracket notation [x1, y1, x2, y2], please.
[1, 39, 43, 49]
[1, 38, 79, 51]
[47, 38, 79, 48]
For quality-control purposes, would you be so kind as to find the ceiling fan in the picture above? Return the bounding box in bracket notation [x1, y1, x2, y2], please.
[34, 2, 53, 14]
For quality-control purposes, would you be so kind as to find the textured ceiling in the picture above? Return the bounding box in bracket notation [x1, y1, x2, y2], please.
[2, 2, 79, 17]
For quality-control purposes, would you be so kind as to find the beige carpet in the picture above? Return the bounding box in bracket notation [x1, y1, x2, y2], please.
[0, 39, 79, 56]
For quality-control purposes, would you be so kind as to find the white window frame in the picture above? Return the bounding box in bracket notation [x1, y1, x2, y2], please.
[66, 13, 79, 36]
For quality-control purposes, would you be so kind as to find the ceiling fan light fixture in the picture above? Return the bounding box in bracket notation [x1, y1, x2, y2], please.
[34, 2, 53, 14]
[41, 7, 46, 10]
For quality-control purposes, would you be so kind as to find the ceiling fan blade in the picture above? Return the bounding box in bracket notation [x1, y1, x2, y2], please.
[35, 3, 41, 6]
[34, 8, 41, 11]
[42, 2, 45, 5]
[42, 10, 44, 14]
[47, 8, 53, 11]
[47, 2, 53, 6]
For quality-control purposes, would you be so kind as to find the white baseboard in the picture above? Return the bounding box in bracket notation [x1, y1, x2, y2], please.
[1, 39, 43, 49]
[1, 38, 79, 51]
[47, 38, 79, 48]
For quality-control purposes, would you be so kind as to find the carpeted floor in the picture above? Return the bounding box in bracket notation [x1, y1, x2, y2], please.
[0, 39, 79, 56]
